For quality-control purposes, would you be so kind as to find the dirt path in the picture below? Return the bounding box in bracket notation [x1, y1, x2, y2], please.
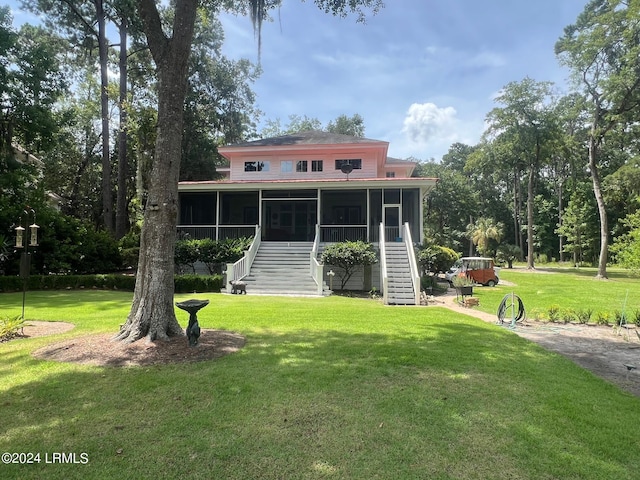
[433, 291, 640, 398]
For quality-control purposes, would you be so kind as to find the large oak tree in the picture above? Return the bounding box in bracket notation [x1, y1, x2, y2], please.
[556, 0, 640, 278]
[116, 0, 384, 343]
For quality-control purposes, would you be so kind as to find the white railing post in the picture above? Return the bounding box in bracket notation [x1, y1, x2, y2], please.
[403, 222, 421, 305]
[228, 225, 261, 286]
[225, 263, 234, 293]
[310, 224, 324, 295]
[379, 222, 388, 305]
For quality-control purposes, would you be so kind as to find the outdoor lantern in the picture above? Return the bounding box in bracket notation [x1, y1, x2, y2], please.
[29, 222, 39, 247]
[15, 225, 25, 248]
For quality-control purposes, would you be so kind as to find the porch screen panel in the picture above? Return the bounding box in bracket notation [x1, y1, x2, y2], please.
[220, 191, 259, 224]
[179, 193, 217, 225]
[402, 189, 420, 241]
[369, 190, 382, 242]
[321, 190, 367, 224]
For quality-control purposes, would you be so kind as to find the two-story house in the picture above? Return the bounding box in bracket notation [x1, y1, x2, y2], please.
[177, 130, 437, 304]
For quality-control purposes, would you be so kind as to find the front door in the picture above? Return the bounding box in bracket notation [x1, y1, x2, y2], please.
[262, 200, 317, 241]
[384, 205, 400, 241]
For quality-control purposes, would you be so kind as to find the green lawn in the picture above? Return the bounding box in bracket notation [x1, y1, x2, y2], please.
[469, 266, 640, 323]
[1, 288, 639, 479]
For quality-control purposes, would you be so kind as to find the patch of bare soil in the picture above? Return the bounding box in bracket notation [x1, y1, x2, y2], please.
[0, 321, 75, 343]
[30, 329, 246, 367]
[433, 290, 640, 397]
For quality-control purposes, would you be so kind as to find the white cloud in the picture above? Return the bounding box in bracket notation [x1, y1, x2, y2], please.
[402, 103, 458, 144]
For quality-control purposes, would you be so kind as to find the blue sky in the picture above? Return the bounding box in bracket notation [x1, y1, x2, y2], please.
[219, 0, 587, 160]
[7, 0, 587, 160]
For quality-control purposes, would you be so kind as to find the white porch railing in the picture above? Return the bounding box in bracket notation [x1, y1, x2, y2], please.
[177, 224, 256, 240]
[403, 222, 421, 305]
[320, 225, 367, 242]
[226, 225, 261, 293]
[310, 224, 324, 295]
[379, 222, 388, 305]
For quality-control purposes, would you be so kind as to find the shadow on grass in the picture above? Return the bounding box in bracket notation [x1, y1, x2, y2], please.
[2, 320, 640, 479]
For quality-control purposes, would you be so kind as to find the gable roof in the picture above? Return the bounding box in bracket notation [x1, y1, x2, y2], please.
[226, 130, 388, 148]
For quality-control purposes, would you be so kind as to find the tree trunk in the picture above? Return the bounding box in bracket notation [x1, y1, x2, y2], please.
[115, 0, 198, 343]
[525, 165, 535, 269]
[588, 133, 608, 279]
[512, 167, 519, 250]
[95, 0, 114, 235]
[558, 179, 564, 262]
[115, 17, 129, 240]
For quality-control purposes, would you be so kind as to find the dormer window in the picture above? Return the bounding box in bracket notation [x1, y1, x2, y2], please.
[244, 161, 269, 172]
[335, 159, 362, 170]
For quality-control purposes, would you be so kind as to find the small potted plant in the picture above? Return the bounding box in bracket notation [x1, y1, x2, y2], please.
[452, 274, 474, 298]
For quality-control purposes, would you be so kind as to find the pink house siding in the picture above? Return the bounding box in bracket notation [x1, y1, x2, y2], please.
[178, 131, 437, 243]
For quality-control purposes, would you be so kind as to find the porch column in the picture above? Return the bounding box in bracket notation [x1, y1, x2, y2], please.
[215, 191, 220, 240]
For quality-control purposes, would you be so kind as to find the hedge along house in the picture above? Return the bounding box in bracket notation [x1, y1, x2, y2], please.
[178, 131, 437, 304]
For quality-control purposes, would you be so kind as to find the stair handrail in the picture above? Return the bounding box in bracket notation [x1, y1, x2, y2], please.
[226, 225, 261, 293]
[403, 222, 421, 305]
[379, 222, 388, 305]
[310, 224, 324, 295]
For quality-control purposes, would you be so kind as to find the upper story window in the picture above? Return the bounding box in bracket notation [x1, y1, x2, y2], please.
[335, 159, 362, 170]
[386, 172, 396, 178]
[280, 160, 293, 173]
[296, 160, 308, 172]
[244, 161, 269, 172]
[312, 160, 323, 172]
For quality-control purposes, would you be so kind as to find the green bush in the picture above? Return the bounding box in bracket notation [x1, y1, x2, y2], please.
[0, 315, 26, 341]
[575, 308, 593, 324]
[174, 274, 223, 293]
[175, 239, 201, 274]
[560, 308, 576, 324]
[595, 311, 610, 325]
[321, 241, 378, 290]
[416, 244, 459, 274]
[0, 274, 220, 293]
[174, 237, 253, 274]
[547, 304, 561, 322]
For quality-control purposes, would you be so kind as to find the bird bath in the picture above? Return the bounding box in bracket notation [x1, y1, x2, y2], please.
[175, 299, 209, 347]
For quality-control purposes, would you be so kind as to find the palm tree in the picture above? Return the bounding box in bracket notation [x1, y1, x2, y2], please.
[467, 218, 504, 257]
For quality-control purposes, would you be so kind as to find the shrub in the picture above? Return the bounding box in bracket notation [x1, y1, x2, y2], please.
[633, 309, 640, 327]
[175, 239, 200, 274]
[421, 275, 447, 293]
[529, 307, 545, 321]
[0, 315, 26, 341]
[547, 304, 561, 322]
[595, 311, 610, 325]
[200, 237, 252, 274]
[321, 241, 378, 290]
[174, 274, 223, 293]
[416, 245, 459, 274]
[575, 308, 593, 324]
[560, 308, 576, 324]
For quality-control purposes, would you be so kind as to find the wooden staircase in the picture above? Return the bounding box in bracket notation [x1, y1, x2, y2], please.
[241, 242, 328, 296]
[384, 242, 416, 305]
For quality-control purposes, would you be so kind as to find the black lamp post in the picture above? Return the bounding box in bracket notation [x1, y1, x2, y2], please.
[15, 207, 39, 320]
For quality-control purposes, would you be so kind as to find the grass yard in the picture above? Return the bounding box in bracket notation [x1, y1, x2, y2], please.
[1, 287, 640, 479]
[468, 266, 640, 323]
